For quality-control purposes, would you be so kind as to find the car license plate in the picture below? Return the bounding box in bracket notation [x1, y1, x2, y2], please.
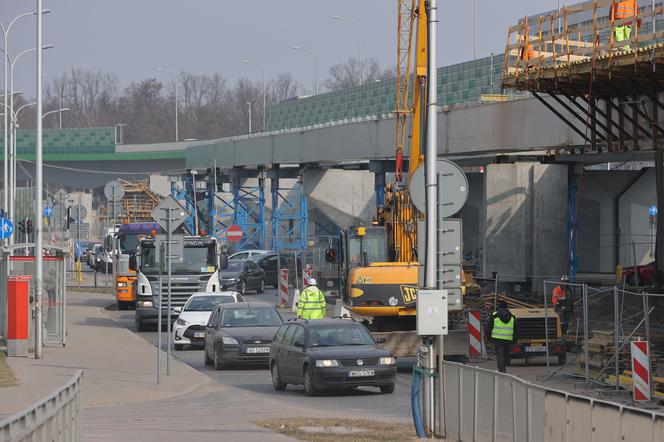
[348, 369, 375, 377]
[246, 347, 270, 354]
[194, 332, 204, 338]
[525, 346, 546, 353]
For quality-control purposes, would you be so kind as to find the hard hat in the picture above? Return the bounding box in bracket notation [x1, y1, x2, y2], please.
[308, 278, 317, 286]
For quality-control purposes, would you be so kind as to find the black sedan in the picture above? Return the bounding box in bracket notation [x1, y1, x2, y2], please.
[251, 253, 301, 287]
[220, 259, 265, 294]
[269, 319, 396, 396]
[203, 302, 284, 370]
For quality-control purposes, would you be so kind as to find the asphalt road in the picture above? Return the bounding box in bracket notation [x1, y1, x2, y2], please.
[105, 288, 415, 423]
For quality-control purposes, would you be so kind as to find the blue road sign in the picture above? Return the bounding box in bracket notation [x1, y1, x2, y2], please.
[649, 204, 658, 217]
[0, 218, 14, 239]
[44, 206, 52, 217]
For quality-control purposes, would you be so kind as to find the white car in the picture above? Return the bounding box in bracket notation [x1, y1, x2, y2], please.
[228, 249, 272, 261]
[173, 292, 243, 350]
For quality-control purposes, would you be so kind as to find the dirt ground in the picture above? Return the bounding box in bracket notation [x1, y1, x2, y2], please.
[256, 417, 423, 442]
[0, 353, 17, 388]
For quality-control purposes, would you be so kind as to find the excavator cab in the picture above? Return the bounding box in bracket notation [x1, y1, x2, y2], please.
[344, 226, 388, 268]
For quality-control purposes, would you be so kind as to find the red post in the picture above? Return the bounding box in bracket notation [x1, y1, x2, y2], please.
[7, 276, 31, 357]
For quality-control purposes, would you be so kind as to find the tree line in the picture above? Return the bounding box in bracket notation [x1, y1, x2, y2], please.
[12, 57, 393, 144]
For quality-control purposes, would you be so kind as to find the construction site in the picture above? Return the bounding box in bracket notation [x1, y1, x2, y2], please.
[3, 1, 664, 440]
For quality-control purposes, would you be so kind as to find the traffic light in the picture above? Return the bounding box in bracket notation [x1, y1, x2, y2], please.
[18, 220, 26, 233]
[26, 219, 33, 235]
[325, 248, 337, 263]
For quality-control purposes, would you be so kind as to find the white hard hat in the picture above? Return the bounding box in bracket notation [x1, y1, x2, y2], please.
[308, 278, 317, 286]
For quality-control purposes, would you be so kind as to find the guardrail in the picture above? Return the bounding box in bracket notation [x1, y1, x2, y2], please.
[442, 361, 664, 442]
[0, 370, 82, 442]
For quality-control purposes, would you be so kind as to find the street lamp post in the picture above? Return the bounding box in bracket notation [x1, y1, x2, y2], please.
[242, 60, 266, 131]
[292, 46, 319, 95]
[11, 102, 36, 245]
[245, 100, 255, 134]
[156, 68, 179, 141]
[36, 0, 45, 359]
[0, 9, 49, 224]
[332, 15, 362, 86]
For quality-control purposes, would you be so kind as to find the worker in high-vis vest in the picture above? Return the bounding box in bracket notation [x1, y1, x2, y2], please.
[296, 278, 327, 319]
[485, 300, 516, 373]
[611, 0, 639, 50]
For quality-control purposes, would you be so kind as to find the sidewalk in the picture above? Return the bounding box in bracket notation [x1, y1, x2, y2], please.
[0, 291, 213, 414]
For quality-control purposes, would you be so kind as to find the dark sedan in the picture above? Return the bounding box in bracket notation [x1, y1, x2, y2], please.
[203, 302, 283, 370]
[251, 253, 301, 287]
[269, 319, 396, 396]
[220, 259, 265, 294]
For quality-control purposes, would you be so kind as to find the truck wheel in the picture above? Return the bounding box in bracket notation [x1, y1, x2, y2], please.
[135, 317, 145, 332]
[118, 301, 128, 311]
[558, 352, 567, 366]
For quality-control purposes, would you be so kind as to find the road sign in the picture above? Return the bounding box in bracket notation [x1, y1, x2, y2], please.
[649, 204, 658, 217]
[0, 218, 14, 239]
[43, 206, 52, 217]
[70, 205, 87, 221]
[151, 195, 187, 234]
[226, 225, 244, 242]
[156, 234, 184, 264]
[409, 159, 469, 217]
[104, 180, 125, 201]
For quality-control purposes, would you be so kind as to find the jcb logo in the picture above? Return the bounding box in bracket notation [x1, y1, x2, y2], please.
[356, 276, 372, 284]
[400, 286, 418, 304]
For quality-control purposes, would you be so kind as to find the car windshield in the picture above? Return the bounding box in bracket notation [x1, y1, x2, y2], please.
[220, 308, 282, 327]
[184, 296, 235, 311]
[310, 325, 375, 347]
[225, 260, 244, 272]
[119, 234, 143, 254]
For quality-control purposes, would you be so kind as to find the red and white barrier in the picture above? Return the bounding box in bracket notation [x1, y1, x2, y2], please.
[303, 265, 313, 288]
[278, 268, 289, 307]
[630, 340, 651, 402]
[468, 310, 482, 357]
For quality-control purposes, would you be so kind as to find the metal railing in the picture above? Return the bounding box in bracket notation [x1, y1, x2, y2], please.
[0, 370, 82, 442]
[441, 361, 664, 442]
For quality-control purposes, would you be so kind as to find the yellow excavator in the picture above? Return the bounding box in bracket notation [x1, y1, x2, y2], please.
[338, 0, 469, 358]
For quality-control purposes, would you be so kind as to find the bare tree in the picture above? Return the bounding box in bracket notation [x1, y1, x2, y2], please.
[324, 57, 394, 91]
[268, 72, 301, 103]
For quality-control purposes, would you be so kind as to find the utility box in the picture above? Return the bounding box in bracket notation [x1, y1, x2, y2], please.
[7, 276, 31, 357]
[416, 289, 448, 336]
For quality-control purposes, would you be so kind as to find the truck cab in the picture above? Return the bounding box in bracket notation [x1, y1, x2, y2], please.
[133, 236, 224, 331]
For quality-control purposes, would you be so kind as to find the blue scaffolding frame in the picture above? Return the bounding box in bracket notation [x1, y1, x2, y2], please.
[232, 177, 266, 250]
[271, 177, 308, 251]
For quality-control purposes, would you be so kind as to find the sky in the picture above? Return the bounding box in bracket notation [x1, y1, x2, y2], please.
[3, 0, 573, 96]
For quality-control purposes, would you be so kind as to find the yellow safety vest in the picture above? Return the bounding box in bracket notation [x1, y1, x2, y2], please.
[297, 286, 326, 319]
[491, 314, 515, 341]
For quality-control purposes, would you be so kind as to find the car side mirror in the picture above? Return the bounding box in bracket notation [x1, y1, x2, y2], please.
[128, 256, 137, 271]
[206, 322, 214, 328]
[293, 339, 304, 348]
[173, 307, 182, 313]
[376, 337, 387, 344]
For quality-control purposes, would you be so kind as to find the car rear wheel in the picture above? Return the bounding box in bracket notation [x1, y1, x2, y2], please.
[213, 345, 226, 370]
[303, 365, 318, 396]
[271, 363, 287, 391]
[257, 278, 265, 293]
[380, 384, 395, 394]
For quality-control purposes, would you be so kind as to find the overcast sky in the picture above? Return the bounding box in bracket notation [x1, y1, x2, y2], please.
[3, 1, 572, 96]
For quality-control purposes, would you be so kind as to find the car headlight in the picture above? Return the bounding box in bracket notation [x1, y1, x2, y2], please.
[117, 282, 127, 288]
[224, 278, 239, 284]
[137, 300, 153, 308]
[175, 318, 188, 326]
[380, 357, 396, 365]
[221, 336, 239, 345]
[315, 359, 339, 368]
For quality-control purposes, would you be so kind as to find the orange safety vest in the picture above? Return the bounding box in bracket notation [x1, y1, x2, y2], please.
[552, 286, 567, 305]
[612, 0, 637, 20]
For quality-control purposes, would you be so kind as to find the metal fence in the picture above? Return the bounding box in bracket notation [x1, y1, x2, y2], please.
[441, 361, 664, 442]
[65, 268, 113, 289]
[0, 370, 82, 442]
